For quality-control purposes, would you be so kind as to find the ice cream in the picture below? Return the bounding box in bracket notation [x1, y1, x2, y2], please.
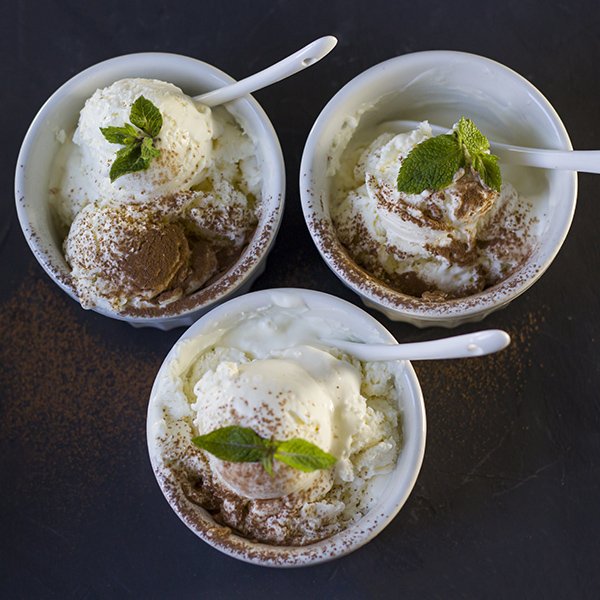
[64, 199, 218, 310]
[148, 294, 404, 545]
[50, 78, 261, 313]
[331, 122, 534, 299]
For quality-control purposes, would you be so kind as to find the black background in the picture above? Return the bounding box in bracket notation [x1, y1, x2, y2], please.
[2, 0, 599, 597]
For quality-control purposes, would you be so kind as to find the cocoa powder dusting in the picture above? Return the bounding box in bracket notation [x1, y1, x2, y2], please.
[331, 147, 533, 302]
[308, 202, 542, 318]
[175, 451, 335, 546]
[118, 222, 191, 295]
[413, 307, 547, 468]
[453, 172, 497, 220]
[0, 270, 163, 517]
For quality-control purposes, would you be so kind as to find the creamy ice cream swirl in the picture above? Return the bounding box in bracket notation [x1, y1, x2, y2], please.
[332, 122, 533, 299]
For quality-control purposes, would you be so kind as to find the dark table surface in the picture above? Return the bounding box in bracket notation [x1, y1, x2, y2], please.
[2, 0, 599, 597]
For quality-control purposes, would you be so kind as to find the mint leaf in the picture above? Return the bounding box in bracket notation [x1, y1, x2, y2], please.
[456, 117, 501, 190]
[397, 118, 502, 194]
[192, 425, 269, 463]
[109, 143, 150, 182]
[130, 95, 163, 137]
[100, 124, 139, 145]
[191, 426, 337, 474]
[456, 117, 489, 156]
[274, 438, 337, 473]
[141, 135, 161, 161]
[100, 96, 163, 182]
[474, 153, 502, 192]
[397, 134, 464, 194]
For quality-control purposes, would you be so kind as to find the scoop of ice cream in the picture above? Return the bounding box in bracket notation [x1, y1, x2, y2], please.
[357, 125, 497, 254]
[193, 355, 338, 499]
[64, 201, 217, 310]
[189, 305, 373, 501]
[192, 341, 367, 501]
[60, 78, 213, 217]
[185, 175, 258, 251]
[332, 121, 530, 298]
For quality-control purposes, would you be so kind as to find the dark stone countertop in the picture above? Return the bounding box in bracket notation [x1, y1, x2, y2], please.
[1, 1, 599, 597]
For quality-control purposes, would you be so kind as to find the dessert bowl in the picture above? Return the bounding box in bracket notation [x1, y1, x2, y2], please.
[300, 50, 577, 327]
[15, 53, 285, 330]
[147, 288, 426, 567]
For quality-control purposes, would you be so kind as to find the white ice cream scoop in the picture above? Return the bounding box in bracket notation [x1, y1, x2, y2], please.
[195, 36, 337, 107]
[384, 119, 600, 174]
[322, 329, 511, 361]
[193, 356, 337, 499]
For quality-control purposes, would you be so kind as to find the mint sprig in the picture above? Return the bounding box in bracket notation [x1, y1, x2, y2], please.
[395, 134, 464, 194]
[397, 117, 502, 194]
[274, 438, 337, 473]
[130, 96, 163, 137]
[192, 425, 337, 475]
[100, 95, 163, 182]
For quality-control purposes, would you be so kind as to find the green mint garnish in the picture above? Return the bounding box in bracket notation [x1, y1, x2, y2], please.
[108, 144, 147, 181]
[99, 123, 139, 145]
[192, 426, 269, 463]
[192, 425, 337, 475]
[129, 96, 163, 138]
[99, 95, 163, 182]
[141, 135, 161, 161]
[274, 438, 337, 473]
[396, 134, 464, 194]
[397, 117, 502, 194]
[472, 152, 502, 193]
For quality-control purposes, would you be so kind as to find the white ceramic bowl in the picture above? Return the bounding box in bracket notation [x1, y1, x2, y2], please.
[147, 288, 426, 567]
[15, 53, 285, 330]
[300, 51, 577, 327]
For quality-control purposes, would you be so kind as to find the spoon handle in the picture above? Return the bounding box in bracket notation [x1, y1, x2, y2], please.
[323, 330, 510, 361]
[195, 36, 337, 107]
[386, 120, 600, 174]
[492, 145, 600, 173]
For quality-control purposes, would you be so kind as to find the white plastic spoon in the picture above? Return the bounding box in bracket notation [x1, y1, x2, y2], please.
[321, 329, 510, 361]
[195, 36, 338, 107]
[384, 119, 600, 174]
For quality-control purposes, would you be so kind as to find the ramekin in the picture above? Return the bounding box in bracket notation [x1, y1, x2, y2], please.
[15, 53, 285, 330]
[147, 288, 426, 567]
[300, 50, 577, 327]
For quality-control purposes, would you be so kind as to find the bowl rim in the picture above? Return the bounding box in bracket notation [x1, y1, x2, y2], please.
[14, 51, 285, 325]
[146, 287, 427, 567]
[300, 50, 578, 321]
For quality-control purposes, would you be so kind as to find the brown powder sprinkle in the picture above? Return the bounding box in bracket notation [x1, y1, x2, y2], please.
[174, 450, 337, 546]
[64, 193, 257, 313]
[306, 200, 542, 317]
[118, 221, 191, 294]
[330, 135, 534, 302]
[413, 307, 547, 488]
[0, 269, 164, 518]
[453, 172, 497, 220]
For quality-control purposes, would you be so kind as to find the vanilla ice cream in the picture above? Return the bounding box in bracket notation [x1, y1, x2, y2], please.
[50, 78, 262, 313]
[148, 293, 404, 545]
[331, 122, 535, 299]
[64, 198, 219, 310]
[57, 79, 213, 220]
